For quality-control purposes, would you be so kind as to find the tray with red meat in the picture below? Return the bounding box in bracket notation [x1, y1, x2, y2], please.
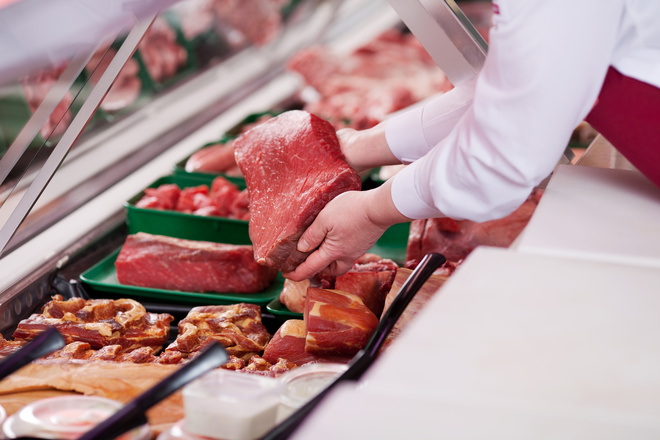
[124, 173, 250, 245]
[80, 241, 284, 306]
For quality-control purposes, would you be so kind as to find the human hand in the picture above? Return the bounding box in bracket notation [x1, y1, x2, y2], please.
[283, 180, 410, 281]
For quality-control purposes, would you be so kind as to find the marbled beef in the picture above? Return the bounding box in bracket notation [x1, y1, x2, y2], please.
[234, 110, 362, 273]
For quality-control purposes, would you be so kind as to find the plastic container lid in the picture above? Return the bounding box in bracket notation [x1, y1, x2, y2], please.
[277, 363, 348, 423]
[156, 420, 215, 440]
[183, 369, 282, 440]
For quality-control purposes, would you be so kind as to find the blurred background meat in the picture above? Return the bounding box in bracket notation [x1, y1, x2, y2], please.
[406, 189, 544, 268]
[288, 29, 454, 130]
[86, 46, 142, 112]
[139, 17, 188, 84]
[21, 66, 73, 138]
[212, 0, 288, 47]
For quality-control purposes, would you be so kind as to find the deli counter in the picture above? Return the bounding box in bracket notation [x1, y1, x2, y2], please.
[2, 0, 660, 439]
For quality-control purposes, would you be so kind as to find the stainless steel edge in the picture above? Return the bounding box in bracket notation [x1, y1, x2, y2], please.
[0, 16, 156, 257]
[387, 0, 487, 86]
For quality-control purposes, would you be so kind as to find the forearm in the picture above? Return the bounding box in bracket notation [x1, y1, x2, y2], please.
[337, 123, 400, 172]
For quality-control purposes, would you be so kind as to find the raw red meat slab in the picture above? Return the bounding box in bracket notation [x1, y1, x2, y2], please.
[406, 189, 543, 266]
[115, 232, 277, 293]
[234, 110, 362, 272]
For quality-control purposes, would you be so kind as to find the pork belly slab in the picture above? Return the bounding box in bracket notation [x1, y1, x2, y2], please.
[115, 232, 277, 293]
[165, 303, 271, 361]
[234, 110, 362, 273]
[13, 295, 173, 353]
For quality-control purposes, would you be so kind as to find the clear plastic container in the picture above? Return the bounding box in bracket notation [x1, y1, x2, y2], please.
[183, 369, 282, 440]
[156, 420, 215, 440]
[276, 363, 348, 423]
[1, 395, 151, 440]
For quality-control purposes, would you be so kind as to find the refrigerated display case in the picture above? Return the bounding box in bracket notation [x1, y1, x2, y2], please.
[2, 0, 660, 438]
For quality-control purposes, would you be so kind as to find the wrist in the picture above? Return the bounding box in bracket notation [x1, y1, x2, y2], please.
[365, 179, 412, 229]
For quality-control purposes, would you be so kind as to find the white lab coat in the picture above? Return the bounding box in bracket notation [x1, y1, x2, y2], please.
[386, 0, 660, 222]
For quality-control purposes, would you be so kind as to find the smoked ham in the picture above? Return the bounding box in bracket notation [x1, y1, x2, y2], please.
[304, 288, 379, 357]
[13, 296, 173, 353]
[234, 110, 362, 273]
[262, 319, 352, 366]
[379, 268, 448, 353]
[335, 253, 398, 316]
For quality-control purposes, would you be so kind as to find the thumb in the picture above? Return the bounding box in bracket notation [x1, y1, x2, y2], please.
[297, 219, 326, 253]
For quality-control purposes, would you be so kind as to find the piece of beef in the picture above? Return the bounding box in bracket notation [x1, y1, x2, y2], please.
[115, 232, 277, 293]
[234, 110, 362, 272]
[406, 189, 544, 267]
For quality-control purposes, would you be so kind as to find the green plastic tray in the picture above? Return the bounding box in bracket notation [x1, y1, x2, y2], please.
[124, 173, 250, 244]
[368, 222, 410, 265]
[266, 297, 303, 322]
[80, 248, 284, 307]
[172, 135, 246, 185]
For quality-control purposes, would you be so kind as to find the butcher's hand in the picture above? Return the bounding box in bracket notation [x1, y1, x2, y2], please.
[337, 122, 401, 173]
[284, 179, 411, 281]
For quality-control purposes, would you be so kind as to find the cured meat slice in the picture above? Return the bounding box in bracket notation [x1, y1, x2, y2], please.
[262, 320, 352, 366]
[13, 296, 173, 353]
[304, 288, 379, 357]
[406, 189, 543, 267]
[234, 110, 362, 272]
[279, 273, 334, 314]
[165, 303, 271, 361]
[115, 233, 276, 293]
[334, 253, 398, 317]
[379, 268, 447, 353]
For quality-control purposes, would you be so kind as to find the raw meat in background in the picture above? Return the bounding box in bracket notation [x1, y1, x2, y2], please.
[406, 189, 544, 268]
[288, 29, 453, 130]
[211, 0, 288, 47]
[86, 46, 142, 112]
[21, 65, 73, 138]
[139, 17, 188, 84]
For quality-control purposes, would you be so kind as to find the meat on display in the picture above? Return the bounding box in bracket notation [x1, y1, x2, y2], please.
[234, 110, 362, 273]
[115, 232, 277, 293]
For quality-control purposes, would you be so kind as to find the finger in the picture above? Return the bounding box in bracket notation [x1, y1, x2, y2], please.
[283, 246, 337, 281]
[297, 218, 327, 253]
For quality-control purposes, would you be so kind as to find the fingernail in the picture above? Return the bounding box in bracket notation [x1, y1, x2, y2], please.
[298, 239, 310, 253]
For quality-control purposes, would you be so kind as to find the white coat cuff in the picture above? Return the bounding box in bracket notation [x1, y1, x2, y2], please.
[391, 161, 444, 220]
[385, 105, 428, 164]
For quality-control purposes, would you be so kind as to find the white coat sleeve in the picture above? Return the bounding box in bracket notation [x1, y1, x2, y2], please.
[386, 0, 624, 222]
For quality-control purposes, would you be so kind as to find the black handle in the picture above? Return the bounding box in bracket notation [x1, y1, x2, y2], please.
[78, 342, 229, 440]
[0, 326, 65, 381]
[261, 252, 446, 440]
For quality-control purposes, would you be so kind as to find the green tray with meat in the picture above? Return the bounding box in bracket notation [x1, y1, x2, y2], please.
[124, 173, 250, 245]
[80, 243, 284, 307]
